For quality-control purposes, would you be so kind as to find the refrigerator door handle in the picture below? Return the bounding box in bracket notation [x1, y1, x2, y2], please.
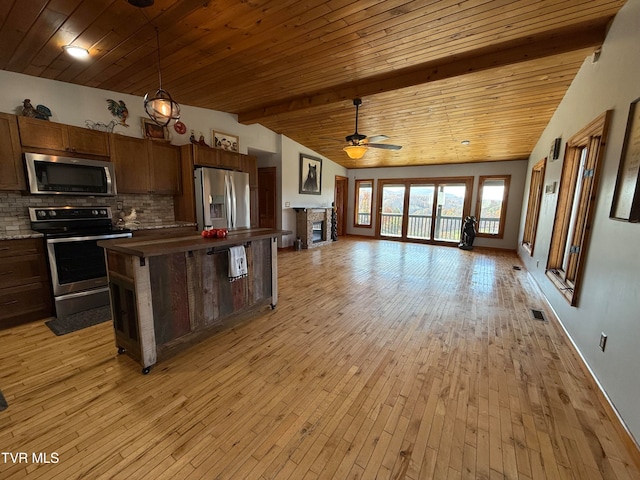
[224, 173, 233, 228]
[229, 174, 237, 229]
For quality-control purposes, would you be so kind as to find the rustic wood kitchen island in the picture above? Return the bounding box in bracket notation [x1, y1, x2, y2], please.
[98, 229, 289, 374]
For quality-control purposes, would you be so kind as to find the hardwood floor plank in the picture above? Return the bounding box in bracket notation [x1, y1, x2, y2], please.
[0, 238, 638, 480]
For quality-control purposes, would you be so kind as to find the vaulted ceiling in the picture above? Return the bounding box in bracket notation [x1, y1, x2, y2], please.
[0, 0, 627, 168]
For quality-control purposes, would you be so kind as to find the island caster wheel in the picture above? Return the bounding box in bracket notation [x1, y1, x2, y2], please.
[117, 346, 126, 355]
[142, 367, 151, 375]
[270, 303, 276, 310]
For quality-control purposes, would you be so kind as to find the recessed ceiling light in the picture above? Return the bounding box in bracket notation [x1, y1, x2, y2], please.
[461, 140, 471, 145]
[62, 45, 89, 59]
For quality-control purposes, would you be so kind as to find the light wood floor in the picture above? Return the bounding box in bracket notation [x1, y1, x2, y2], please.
[0, 238, 638, 479]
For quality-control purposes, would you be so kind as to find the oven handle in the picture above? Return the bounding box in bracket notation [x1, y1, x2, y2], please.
[45, 232, 132, 244]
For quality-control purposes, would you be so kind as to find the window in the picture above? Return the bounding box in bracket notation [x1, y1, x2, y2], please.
[475, 175, 510, 238]
[354, 179, 373, 227]
[376, 177, 473, 243]
[522, 159, 546, 255]
[546, 111, 611, 305]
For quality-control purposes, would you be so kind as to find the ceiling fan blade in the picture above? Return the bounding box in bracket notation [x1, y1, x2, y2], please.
[319, 136, 346, 144]
[367, 135, 389, 143]
[368, 143, 402, 150]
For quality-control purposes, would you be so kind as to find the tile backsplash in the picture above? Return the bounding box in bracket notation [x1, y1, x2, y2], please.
[0, 191, 176, 237]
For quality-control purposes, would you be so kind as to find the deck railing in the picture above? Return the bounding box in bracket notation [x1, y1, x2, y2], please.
[379, 214, 500, 241]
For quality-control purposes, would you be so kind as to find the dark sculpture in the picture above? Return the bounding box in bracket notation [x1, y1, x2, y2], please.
[458, 216, 477, 250]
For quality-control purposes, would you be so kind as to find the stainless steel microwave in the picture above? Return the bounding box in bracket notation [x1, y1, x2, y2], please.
[24, 152, 117, 196]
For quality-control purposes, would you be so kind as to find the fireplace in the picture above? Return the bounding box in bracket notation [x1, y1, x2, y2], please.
[312, 221, 324, 243]
[294, 207, 333, 249]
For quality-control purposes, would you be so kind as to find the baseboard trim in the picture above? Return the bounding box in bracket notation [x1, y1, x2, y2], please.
[523, 269, 640, 470]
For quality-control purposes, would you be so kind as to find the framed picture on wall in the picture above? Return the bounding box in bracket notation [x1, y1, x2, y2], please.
[141, 118, 169, 141]
[299, 154, 322, 195]
[611, 97, 640, 221]
[212, 130, 239, 152]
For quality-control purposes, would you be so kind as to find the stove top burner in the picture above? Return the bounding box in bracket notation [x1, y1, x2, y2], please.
[29, 206, 125, 235]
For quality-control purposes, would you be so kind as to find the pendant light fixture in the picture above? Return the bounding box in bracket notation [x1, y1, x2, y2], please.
[143, 27, 180, 127]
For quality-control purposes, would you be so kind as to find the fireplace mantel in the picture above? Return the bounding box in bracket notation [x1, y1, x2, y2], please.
[294, 207, 333, 249]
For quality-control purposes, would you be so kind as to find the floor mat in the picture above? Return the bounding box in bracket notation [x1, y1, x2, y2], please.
[45, 305, 112, 336]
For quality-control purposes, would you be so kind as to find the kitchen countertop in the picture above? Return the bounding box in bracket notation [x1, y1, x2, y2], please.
[0, 232, 44, 241]
[99, 228, 290, 259]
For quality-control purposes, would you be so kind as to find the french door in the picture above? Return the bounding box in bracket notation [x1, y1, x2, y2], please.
[376, 177, 473, 244]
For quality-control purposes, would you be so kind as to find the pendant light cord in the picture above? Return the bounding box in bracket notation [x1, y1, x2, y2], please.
[154, 27, 163, 90]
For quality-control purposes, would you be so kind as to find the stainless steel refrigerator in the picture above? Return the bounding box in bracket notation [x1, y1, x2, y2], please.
[194, 167, 250, 230]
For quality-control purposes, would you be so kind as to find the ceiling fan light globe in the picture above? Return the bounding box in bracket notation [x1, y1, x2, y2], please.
[344, 145, 368, 159]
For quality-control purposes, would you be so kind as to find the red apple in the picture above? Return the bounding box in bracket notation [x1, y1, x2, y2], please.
[201, 230, 208, 237]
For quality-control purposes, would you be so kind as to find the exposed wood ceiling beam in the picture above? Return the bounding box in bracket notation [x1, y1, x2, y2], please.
[237, 17, 612, 125]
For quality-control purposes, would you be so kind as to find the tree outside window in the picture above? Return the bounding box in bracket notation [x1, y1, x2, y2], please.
[354, 179, 373, 227]
[475, 175, 510, 238]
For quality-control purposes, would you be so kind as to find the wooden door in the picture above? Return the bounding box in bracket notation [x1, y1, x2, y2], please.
[258, 167, 277, 229]
[334, 176, 348, 237]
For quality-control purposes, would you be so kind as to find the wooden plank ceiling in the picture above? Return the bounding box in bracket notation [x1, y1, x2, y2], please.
[0, 0, 627, 168]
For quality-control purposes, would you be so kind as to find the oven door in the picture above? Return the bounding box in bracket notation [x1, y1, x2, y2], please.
[46, 232, 131, 297]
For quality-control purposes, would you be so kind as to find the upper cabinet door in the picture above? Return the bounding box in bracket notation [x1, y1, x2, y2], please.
[18, 116, 68, 151]
[149, 142, 181, 195]
[109, 134, 150, 194]
[0, 113, 26, 191]
[18, 117, 109, 156]
[66, 125, 110, 156]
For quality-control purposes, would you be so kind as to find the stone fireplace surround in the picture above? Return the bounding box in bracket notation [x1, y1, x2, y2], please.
[294, 208, 333, 249]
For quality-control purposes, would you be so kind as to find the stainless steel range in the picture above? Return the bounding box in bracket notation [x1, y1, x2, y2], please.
[29, 206, 132, 318]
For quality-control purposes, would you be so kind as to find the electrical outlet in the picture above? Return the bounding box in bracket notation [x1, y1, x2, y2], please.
[536, 260, 539, 268]
[285, 202, 290, 207]
[116, 201, 123, 211]
[599, 332, 607, 352]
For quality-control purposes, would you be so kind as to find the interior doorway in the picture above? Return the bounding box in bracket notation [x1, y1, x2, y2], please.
[258, 167, 277, 229]
[334, 176, 348, 237]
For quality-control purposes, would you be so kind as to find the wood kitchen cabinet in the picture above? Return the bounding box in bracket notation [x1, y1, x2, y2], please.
[0, 113, 26, 191]
[0, 238, 53, 329]
[241, 154, 258, 188]
[109, 135, 181, 195]
[18, 116, 110, 157]
[149, 141, 181, 194]
[218, 149, 240, 169]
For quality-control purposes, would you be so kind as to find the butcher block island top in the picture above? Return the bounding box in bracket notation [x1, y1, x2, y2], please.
[98, 229, 290, 374]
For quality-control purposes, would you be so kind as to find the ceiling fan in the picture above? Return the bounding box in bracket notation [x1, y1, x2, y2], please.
[338, 98, 402, 159]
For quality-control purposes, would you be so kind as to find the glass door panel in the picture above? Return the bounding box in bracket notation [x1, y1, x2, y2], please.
[407, 184, 434, 240]
[380, 184, 405, 238]
[434, 184, 467, 242]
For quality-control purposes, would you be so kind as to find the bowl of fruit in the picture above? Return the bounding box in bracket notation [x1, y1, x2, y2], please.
[201, 228, 228, 239]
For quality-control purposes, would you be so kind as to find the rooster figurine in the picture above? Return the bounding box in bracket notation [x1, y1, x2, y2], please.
[22, 99, 52, 120]
[106, 99, 129, 127]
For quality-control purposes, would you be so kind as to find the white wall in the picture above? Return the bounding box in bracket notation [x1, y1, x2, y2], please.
[279, 135, 348, 247]
[348, 160, 528, 250]
[518, 0, 640, 444]
[0, 70, 277, 155]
